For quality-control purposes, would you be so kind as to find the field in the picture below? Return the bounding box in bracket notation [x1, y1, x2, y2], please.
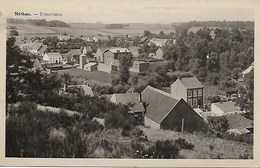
[141, 127, 253, 159]
[7, 22, 176, 37]
[56, 68, 116, 85]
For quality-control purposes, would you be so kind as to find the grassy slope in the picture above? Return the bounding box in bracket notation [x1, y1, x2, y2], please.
[56, 68, 117, 85]
[141, 127, 253, 159]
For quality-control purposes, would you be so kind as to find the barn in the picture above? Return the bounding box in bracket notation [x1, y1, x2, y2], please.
[141, 86, 205, 132]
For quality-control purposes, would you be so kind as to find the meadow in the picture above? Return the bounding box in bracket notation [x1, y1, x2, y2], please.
[8, 22, 176, 37]
[141, 127, 253, 159]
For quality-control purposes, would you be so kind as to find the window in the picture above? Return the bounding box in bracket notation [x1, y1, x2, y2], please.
[187, 98, 192, 106]
[193, 98, 197, 106]
[198, 89, 202, 96]
[188, 90, 192, 97]
[193, 90, 197, 97]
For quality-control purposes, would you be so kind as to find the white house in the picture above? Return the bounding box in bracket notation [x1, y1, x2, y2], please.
[43, 52, 63, 64]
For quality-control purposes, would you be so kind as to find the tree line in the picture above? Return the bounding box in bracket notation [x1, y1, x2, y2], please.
[7, 18, 70, 27]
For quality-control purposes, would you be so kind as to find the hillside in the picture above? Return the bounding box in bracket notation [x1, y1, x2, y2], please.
[141, 127, 253, 159]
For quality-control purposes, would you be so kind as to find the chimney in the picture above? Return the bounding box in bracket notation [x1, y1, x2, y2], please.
[139, 93, 142, 102]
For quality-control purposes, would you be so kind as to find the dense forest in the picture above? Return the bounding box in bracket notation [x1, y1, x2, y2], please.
[7, 18, 70, 27]
[173, 21, 254, 30]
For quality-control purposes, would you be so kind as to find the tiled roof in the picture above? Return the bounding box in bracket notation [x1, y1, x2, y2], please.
[213, 102, 240, 113]
[70, 49, 82, 56]
[68, 85, 94, 96]
[141, 85, 179, 123]
[226, 114, 253, 130]
[178, 76, 203, 89]
[97, 47, 108, 53]
[106, 47, 130, 53]
[84, 62, 97, 68]
[110, 93, 145, 112]
[38, 45, 48, 52]
[47, 52, 62, 58]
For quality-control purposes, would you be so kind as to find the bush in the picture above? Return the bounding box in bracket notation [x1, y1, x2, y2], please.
[174, 138, 195, 150]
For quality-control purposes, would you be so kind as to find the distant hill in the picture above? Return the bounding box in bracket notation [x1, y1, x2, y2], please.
[7, 18, 70, 27]
[104, 24, 130, 29]
[174, 21, 254, 30]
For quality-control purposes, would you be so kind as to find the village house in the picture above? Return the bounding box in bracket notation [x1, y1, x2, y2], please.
[67, 84, 94, 97]
[149, 53, 156, 58]
[84, 62, 98, 71]
[67, 49, 82, 64]
[128, 46, 141, 58]
[93, 35, 110, 43]
[129, 61, 149, 73]
[103, 47, 130, 67]
[96, 47, 107, 63]
[141, 86, 205, 132]
[43, 52, 63, 64]
[155, 48, 164, 60]
[171, 76, 204, 108]
[209, 30, 216, 40]
[149, 38, 169, 47]
[37, 45, 48, 57]
[211, 101, 242, 116]
[110, 93, 145, 125]
[139, 36, 149, 44]
[57, 35, 71, 41]
[82, 45, 92, 55]
[225, 114, 253, 135]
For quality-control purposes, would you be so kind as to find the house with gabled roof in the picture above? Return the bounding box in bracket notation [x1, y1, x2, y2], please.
[225, 114, 253, 135]
[141, 85, 205, 132]
[67, 84, 94, 97]
[67, 49, 82, 64]
[211, 101, 242, 116]
[103, 47, 130, 67]
[96, 47, 108, 63]
[155, 48, 164, 60]
[171, 76, 204, 108]
[43, 52, 63, 64]
[110, 93, 145, 125]
[128, 46, 141, 58]
[149, 38, 169, 47]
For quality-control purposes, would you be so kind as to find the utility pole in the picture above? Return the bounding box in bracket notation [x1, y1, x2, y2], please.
[181, 119, 184, 132]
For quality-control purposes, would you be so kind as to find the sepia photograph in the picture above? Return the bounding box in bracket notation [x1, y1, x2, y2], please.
[1, 0, 259, 167]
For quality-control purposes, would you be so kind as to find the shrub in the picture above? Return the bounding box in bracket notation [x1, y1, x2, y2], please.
[209, 144, 214, 151]
[174, 138, 195, 150]
[143, 140, 180, 159]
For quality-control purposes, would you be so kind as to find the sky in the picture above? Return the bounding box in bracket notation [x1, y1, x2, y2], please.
[1, 0, 255, 24]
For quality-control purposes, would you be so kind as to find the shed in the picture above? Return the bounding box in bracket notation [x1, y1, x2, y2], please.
[84, 62, 98, 71]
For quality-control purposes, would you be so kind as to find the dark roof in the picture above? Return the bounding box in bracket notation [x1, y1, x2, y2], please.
[38, 45, 48, 52]
[97, 47, 108, 53]
[128, 46, 140, 52]
[110, 93, 145, 112]
[226, 114, 253, 129]
[141, 86, 179, 123]
[70, 49, 82, 56]
[213, 102, 240, 113]
[178, 76, 203, 89]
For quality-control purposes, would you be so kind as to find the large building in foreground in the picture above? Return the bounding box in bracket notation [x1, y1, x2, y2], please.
[141, 86, 205, 132]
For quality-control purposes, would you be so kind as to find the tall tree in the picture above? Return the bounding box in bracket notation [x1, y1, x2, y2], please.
[118, 53, 133, 84]
[236, 70, 254, 119]
[6, 37, 33, 103]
